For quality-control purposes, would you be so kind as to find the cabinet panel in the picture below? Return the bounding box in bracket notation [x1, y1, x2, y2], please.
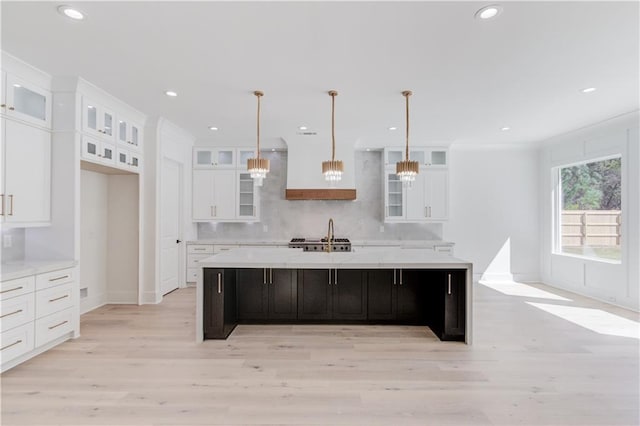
[35, 283, 74, 319]
[237, 172, 257, 219]
[0, 276, 35, 301]
[35, 268, 75, 291]
[35, 307, 74, 347]
[4, 73, 51, 128]
[385, 172, 403, 220]
[3, 119, 51, 224]
[269, 269, 297, 320]
[405, 171, 428, 221]
[1, 322, 35, 366]
[425, 169, 448, 220]
[297, 269, 331, 320]
[213, 170, 236, 220]
[396, 270, 427, 323]
[203, 268, 236, 339]
[236, 269, 268, 320]
[444, 270, 465, 339]
[193, 170, 215, 220]
[367, 270, 396, 320]
[0, 293, 35, 333]
[333, 270, 367, 320]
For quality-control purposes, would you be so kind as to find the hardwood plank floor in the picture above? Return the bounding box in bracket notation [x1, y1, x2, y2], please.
[2, 281, 638, 425]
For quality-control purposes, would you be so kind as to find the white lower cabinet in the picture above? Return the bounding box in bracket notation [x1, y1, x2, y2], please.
[0, 266, 78, 372]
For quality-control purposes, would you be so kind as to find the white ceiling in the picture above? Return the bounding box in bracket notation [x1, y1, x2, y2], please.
[2, 1, 638, 148]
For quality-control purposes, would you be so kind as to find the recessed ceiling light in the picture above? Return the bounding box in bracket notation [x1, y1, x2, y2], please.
[208, 126, 218, 131]
[501, 126, 511, 131]
[165, 90, 178, 97]
[366, 148, 371, 151]
[298, 126, 308, 131]
[271, 148, 276, 152]
[475, 4, 503, 20]
[581, 87, 597, 93]
[388, 127, 397, 131]
[57, 5, 85, 20]
[87, 105, 95, 109]
[12, 84, 21, 88]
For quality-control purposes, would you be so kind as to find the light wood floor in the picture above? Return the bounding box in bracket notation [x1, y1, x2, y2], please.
[1, 282, 638, 426]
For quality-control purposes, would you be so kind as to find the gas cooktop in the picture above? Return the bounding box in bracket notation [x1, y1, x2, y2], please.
[289, 237, 352, 252]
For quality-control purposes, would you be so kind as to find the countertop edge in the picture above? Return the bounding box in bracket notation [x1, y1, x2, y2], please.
[1, 260, 79, 282]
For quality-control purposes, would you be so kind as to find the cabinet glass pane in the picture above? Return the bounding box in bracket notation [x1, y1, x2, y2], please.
[87, 141, 97, 155]
[13, 86, 46, 120]
[410, 150, 425, 164]
[239, 180, 253, 193]
[431, 151, 446, 165]
[87, 105, 97, 130]
[389, 194, 402, 205]
[239, 193, 254, 205]
[131, 157, 139, 167]
[103, 146, 113, 160]
[197, 150, 212, 165]
[388, 150, 403, 164]
[239, 206, 254, 216]
[119, 152, 127, 164]
[217, 150, 233, 165]
[131, 126, 139, 145]
[239, 150, 254, 165]
[389, 206, 403, 217]
[104, 112, 113, 136]
[119, 121, 127, 142]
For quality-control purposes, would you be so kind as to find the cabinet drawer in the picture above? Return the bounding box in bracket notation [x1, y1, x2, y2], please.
[434, 246, 453, 254]
[1, 293, 35, 333]
[35, 268, 75, 291]
[0, 276, 35, 301]
[187, 254, 211, 268]
[1, 322, 35, 366]
[187, 268, 198, 283]
[213, 245, 239, 254]
[35, 283, 74, 319]
[188, 245, 214, 254]
[35, 308, 74, 348]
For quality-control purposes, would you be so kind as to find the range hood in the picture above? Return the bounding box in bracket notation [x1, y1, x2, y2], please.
[283, 134, 357, 200]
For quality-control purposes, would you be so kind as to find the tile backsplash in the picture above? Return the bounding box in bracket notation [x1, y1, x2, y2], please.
[1, 228, 26, 262]
[198, 151, 442, 241]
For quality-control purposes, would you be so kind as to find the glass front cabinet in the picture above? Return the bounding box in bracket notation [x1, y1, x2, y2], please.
[117, 117, 143, 151]
[2, 72, 52, 129]
[82, 98, 116, 142]
[237, 171, 259, 220]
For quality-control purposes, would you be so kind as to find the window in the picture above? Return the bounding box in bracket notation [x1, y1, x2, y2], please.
[556, 156, 622, 262]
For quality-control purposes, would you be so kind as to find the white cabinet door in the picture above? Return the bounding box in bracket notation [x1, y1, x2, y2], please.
[192, 169, 215, 220]
[193, 148, 235, 169]
[213, 170, 236, 220]
[4, 73, 52, 129]
[81, 136, 116, 166]
[424, 169, 448, 220]
[384, 171, 404, 221]
[82, 99, 116, 142]
[237, 171, 258, 219]
[116, 148, 141, 173]
[117, 118, 143, 151]
[405, 171, 428, 221]
[425, 148, 448, 167]
[3, 120, 50, 224]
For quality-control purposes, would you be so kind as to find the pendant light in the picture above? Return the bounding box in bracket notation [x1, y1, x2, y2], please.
[396, 90, 419, 186]
[247, 90, 269, 186]
[322, 90, 344, 185]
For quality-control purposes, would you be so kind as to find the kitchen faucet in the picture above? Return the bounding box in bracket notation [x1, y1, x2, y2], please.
[325, 218, 335, 252]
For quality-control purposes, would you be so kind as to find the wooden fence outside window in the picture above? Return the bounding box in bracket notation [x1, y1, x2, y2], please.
[561, 210, 621, 247]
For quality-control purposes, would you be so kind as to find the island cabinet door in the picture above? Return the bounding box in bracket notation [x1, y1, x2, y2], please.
[268, 269, 297, 320]
[332, 270, 367, 320]
[443, 270, 466, 340]
[297, 269, 332, 320]
[396, 269, 429, 323]
[236, 269, 268, 320]
[203, 268, 237, 339]
[367, 270, 397, 321]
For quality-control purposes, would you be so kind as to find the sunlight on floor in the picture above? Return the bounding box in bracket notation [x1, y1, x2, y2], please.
[479, 280, 572, 301]
[527, 302, 640, 339]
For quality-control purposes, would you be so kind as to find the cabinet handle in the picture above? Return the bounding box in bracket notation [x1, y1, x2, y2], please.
[49, 275, 70, 282]
[393, 269, 396, 285]
[49, 294, 69, 303]
[253, 206, 256, 216]
[0, 309, 23, 319]
[215, 206, 217, 216]
[270, 268, 273, 284]
[334, 269, 338, 285]
[0, 286, 23, 294]
[8, 106, 15, 111]
[217, 273, 222, 294]
[399, 269, 403, 286]
[210, 206, 214, 217]
[448, 274, 452, 295]
[328, 269, 332, 285]
[194, 248, 206, 251]
[0, 104, 5, 108]
[424, 207, 427, 217]
[263, 268, 267, 285]
[385, 206, 388, 217]
[48, 320, 68, 330]
[8, 195, 13, 216]
[429, 206, 432, 217]
[1, 340, 22, 351]
[0, 194, 4, 216]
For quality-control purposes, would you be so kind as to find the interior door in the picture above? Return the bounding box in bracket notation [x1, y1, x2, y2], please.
[160, 158, 182, 296]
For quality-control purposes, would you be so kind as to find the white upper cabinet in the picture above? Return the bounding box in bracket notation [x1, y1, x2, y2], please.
[81, 136, 116, 167]
[1, 72, 52, 129]
[194, 148, 235, 168]
[192, 169, 236, 221]
[1, 118, 51, 225]
[117, 116, 143, 151]
[82, 98, 116, 141]
[384, 147, 448, 168]
[116, 148, 141, 173]
[237, 171, 259, 220]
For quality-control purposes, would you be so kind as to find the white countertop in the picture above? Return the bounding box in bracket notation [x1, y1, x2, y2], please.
[1, 260, 78, 282]
[197, 247, 470, 269]
[187, 239, 454, 247]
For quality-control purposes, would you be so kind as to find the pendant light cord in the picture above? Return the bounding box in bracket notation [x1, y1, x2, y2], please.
[331, 91, 336, 161]
[255, 91, 263, 160]
[403, 90, 411, 161]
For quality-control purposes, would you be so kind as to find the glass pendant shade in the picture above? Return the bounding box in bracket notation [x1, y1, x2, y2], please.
[247, 90, 269, 186]
[396, 90, 419, 187]
[323, 90, 343, 185]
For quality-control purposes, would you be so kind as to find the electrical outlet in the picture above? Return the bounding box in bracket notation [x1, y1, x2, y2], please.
[379, 225, 385, 233]
[3, 235, 12, 248]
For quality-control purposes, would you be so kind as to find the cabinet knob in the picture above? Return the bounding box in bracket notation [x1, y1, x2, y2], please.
[8, 106, 15, 111]
[0, 104, 5, 108]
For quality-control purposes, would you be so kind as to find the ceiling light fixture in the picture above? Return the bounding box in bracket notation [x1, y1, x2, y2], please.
[299, 126, 308, 131]
[208, 126, 218, 131]
[396, 90, 419, 187]
[322, 90, 344, 185]
[475, 4, 503, 20]
[388, 126, 397, 131]
[165, 90, 177, 97]
[581, 87, 597, 93]
[247, 91, 270, 186]
[57, 5, 85, 20]
[501, 126, 511, 131]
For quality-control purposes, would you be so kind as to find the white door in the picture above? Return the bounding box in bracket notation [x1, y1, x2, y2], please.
[425, 169, 448, 220]
[160, 158, 182, 296]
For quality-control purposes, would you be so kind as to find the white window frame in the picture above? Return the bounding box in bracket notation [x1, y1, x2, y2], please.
[552, 154, 623, 264]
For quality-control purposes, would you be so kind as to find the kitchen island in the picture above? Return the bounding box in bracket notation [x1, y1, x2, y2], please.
[196, 247, 473, 344]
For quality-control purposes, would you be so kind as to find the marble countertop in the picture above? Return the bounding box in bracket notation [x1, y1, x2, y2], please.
[187, 239, 454, 247]
[1, 259, 78, 282]
[197, 247, 470, 269]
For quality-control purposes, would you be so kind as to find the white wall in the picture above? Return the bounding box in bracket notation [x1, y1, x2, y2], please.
[539, 112, 639, 311]
[80, 170, 108, 313]
[446, 146, 540, 282]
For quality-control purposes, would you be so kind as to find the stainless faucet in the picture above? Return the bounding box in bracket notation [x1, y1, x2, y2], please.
[326, 218, 335, 252]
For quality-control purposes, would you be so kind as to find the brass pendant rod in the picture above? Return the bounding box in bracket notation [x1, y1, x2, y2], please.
[329, 90, 338, 161]
[402, 90, 412, 161]
[254, 90, 263, 160]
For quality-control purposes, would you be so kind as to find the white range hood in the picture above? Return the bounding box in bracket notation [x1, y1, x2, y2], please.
[283, 134, 357, 199]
